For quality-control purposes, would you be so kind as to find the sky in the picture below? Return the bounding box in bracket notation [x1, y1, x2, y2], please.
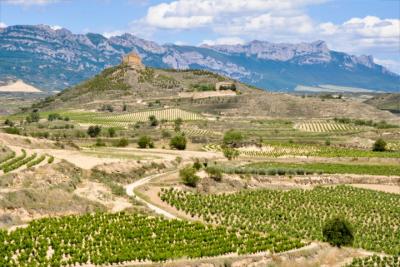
[1, 0, 399, 73]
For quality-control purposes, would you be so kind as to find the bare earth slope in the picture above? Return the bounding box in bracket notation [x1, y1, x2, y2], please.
[34, 64, 400, 123]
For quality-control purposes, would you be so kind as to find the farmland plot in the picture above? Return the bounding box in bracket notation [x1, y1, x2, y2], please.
[295, 120, 359, 133]
[65, 108, 204, 127]
[161, 186, 400, 255]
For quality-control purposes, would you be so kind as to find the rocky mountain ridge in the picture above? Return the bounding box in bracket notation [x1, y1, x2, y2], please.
[0, 24, 398, 92]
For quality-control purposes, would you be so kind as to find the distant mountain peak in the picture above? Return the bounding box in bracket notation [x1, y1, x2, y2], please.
[0, 24, 398, 92]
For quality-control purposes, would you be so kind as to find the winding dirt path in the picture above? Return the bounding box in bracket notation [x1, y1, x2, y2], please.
[125, 171, 179, 219]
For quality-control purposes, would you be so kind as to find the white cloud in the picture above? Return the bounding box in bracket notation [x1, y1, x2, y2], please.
[318, 16, 400, 54]
[3, 0, 59, 5]
[0, 22, 7, 28]
[144, 0, 326, 29]
[374, 58, 400, 74]
[201, 37, 245, 46]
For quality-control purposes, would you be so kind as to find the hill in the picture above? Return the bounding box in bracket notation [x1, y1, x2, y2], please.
[33, 63, 399, 122]
[364, 94, 400, 113]
[0, 25, 399, 92]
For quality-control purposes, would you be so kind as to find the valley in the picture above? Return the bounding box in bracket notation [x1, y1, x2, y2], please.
[0, 57, 399, 267]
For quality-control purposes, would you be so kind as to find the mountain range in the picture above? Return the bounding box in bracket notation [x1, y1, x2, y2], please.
[0, 24, 399, 92]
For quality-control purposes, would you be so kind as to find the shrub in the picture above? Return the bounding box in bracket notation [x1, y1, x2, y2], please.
[26, 111, 40, 123]
[223, 130, 243, 147]
[205, 166, 223, 182]
[222, 147, 239, 160]
[193, 159, 202, 170]
[137, 135, 154, 149]
[95, 138, 106, 147]
[148, 115, 159, 127]
[4, 119, 14, 126]
[48, 113, 62, 121]
[4, 127, 20, 135]
[322, 217, 354, 247]
[170, 134, 187, 150]
[174, 118, 183, 132]
[108, 127, 116, 137]
[113, 138, 129, 147]
[180, 166, 200, 187]
[373, 138, 387, 152]
[87, 125, 102, 138]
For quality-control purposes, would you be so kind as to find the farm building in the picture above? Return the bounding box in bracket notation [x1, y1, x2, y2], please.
[215, 81, 236, 91]
[122, 52, 145, 70]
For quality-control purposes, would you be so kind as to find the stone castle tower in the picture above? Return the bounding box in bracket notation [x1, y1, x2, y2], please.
[122, 52, 145, 70]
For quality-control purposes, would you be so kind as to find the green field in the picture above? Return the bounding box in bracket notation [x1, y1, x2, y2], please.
[161, 186, 400, 255]
[0, 212, 303, 266]
[245, 162, 400, 176]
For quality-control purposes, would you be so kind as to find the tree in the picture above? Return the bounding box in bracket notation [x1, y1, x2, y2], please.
[108, 127, 116, 137]
[87, 125, 102, 138]
[223, 130, 243, 147]
[174, 118, 183, 132]
[113, 138, 129, 147]
[170, 134, 187, 150]
[180, 166, 200, 187]
[205, 166, 223, 182]
[148, 115, 159, 127]
[322, 217, 354, 247]
[26, 111, 40, 123]
[222, 146, 239, 160]
[137, 135, 154, 149]
[373, 138, 386, 152]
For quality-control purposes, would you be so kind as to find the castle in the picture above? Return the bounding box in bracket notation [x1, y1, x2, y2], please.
[122, 52, 144, 70]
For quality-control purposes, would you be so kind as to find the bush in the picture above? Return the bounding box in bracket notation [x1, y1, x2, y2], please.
[148, 115, 159, 127]
[180, 166, 200, 187]
[373, 138, 387, 152]
[4, 127, 20, 135]
[113, 138, 129, 147]
[205, 166, 223, 182]
[193, 159, 202, 170]
[222, 147, 239, 160]
[4, 119, 14, 126]
[108, 127, 116, 137]
[48, 113, 62, 121]
[174, 118, 183, 132]
[223, 130, 243, 147]
[137, 135, 154, 149]
[170, 134, 187, 150]
[95, 138, 106, 147]
[87, 125, 102, 138]
[322, 217, 354, 247]
[26, 111, 40, 123]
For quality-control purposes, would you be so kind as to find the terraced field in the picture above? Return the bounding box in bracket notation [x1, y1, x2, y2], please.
[0, 212, 304, 266]
[161, 186, 400, 255]
[0, 149, 49, 173]
[67, 108, 204, 127]
[182, 128, 221, 137]
[203, 143, 400, 158]
[294, 120, 359, 133]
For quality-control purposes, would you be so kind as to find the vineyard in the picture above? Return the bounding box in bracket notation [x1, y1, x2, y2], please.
[346, 255, 400, 267]
[161, 186, 400, 255]
[203, 143, 400, 158]
[0, 212, 304, 266]
[294, 120, 359, 133]
[0, 149, 50, 173]
[246, 162, 400, 176]
[182, 128, 221, 137]
[57, 108, 204, 127]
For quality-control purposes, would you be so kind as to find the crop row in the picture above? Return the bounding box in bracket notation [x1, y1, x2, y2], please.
[63, 108, 204, 127]
[183, 128, 221, 137]
[346, 255, 399, 267]
[161, 186, 400, 255]
[0, 212, 304, 266]
[295, 120, 358, 133]
[3, 152, 37, 173]
[26, 154, 46, 168]
[203, 143, 400, 158]
[247, 162, 400, 176]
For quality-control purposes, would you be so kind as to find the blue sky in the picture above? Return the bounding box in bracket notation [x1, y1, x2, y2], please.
[1, 0, 399, 73]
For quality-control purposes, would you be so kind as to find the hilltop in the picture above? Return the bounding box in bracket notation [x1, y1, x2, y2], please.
[1, 25, 399, 92]
[0, 80, 42, 93]
[33, 60, 399, 122]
